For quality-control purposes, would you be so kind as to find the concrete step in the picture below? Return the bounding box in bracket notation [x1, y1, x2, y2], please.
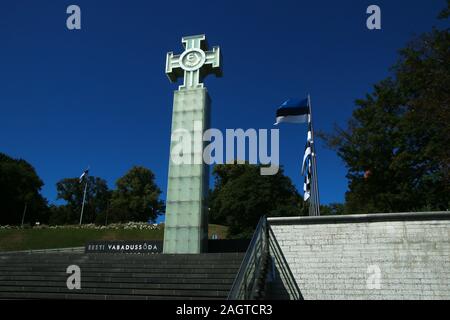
[0, 272, 237, 282]
[0, 292, 222, 300]
[0, 252, 244, 300]
[0, 252, 244, 260]
[0, 266, 240, 274]
[0, 286, 229, 297]
[0, 260, 241, 270]
[0, 280, 232, 291]
[0, 275, 234, 284]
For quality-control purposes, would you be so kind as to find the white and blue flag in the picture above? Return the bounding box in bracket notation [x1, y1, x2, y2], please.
[274, 98, 310, 125]
[79, 168, 89, 183]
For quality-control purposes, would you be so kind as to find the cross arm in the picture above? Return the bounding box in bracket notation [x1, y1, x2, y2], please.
[202, 46, 223, 78]
[165, 52, 183, 83]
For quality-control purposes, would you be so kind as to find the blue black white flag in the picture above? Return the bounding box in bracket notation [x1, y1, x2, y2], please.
[301, 123, 313, 175]
[274, 98, 310, 125]
[273, 94, 319, 213]
[79, 168, 89, 183]
[303, 161, 311, 201]
[302, 122, 313, 201]
[302, 142, 311, 176]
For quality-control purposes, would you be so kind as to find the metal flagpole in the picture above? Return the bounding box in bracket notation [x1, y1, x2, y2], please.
[21, 202, 28, 227]
[307, 94, 321, 216]
[308, 161, 315, 216]
[307, 139, 316, 216]
[309, 141, 317, 216]
[306, 96, 316, 216]
[303, 118, 313, 216]
[306, 95, 314, 216]
[79, 178, 88, 225]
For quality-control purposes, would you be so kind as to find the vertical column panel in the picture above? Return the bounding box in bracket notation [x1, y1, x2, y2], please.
[163, 88, 210, 253]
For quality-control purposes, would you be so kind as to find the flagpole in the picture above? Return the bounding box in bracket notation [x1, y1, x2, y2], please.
[306, 95, 315, 216]
[308, 94, 320, 216]
[21, 202, 28, 228]
[307, 94, 321, 216]
[306, 94, 315, 215]
[79, 179, 88, 225]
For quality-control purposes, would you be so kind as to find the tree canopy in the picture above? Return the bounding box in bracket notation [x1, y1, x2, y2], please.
[0, 153, 48, 225]
[108, 166, 164, 223]
[53, 176, 110, 225]
[322, 11, 449, 213]
[208, 163, 306, 238]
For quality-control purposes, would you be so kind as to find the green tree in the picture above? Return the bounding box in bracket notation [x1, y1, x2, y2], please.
[320, 203, 346, 216]
[0, 153, 49, 225]
[208, 163, 306, 238]
[54, 176, 110, 224]
[0, 153, 48, 225]
[322, 10, 449, 213]
[109, 166, 164, 223]
[48, 204, 73, 225]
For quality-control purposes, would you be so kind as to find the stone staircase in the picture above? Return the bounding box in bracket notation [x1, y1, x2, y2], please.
[0, 252, 244, 300]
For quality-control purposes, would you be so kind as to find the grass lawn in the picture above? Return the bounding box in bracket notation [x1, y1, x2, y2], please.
[0, 224, 228, 252]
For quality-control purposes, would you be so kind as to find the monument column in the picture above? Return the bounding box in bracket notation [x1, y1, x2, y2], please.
[163, 35, 222, 253]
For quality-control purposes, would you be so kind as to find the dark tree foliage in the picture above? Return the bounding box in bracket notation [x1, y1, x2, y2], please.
[48, 204, 74, 226]
[438, 0, 449, 19]
[320, 203, 346, 216]
[322, 11, 449, 213]
[0, 153, 48, 225]
[208, 163, 306, 238]
[108, 166, 164, 223]
[53, 176, 110, 224]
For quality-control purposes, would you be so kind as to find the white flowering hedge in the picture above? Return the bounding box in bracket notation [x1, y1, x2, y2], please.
[0, 222, 163, 230]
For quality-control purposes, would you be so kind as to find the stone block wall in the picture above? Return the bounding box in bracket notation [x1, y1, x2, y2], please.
[268, 212, 450, 299]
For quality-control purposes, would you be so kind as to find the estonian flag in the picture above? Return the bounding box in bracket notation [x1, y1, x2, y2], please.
[301, 142, 311, 175]
[303, 161, 311, 201]
[301, 123, 313, 175]
[302, 141, 312, 201]
[274, 98, 310, 125]
[302, 124, 313, 201]
[79, 168, 89, 183]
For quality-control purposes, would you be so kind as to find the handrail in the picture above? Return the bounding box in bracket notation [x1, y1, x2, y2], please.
[227, 215, 268, 300]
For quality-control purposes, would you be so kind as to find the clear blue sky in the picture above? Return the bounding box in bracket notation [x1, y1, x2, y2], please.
[0, 1, 446, 220]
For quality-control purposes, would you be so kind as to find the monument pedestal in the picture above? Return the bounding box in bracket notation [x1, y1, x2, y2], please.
[163, 88, 210, 253]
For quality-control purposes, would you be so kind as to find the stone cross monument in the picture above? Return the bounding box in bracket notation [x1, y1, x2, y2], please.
[163, 34, 222, 253]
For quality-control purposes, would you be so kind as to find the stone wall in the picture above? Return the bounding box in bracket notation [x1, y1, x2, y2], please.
[268, 212, 450, 300]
